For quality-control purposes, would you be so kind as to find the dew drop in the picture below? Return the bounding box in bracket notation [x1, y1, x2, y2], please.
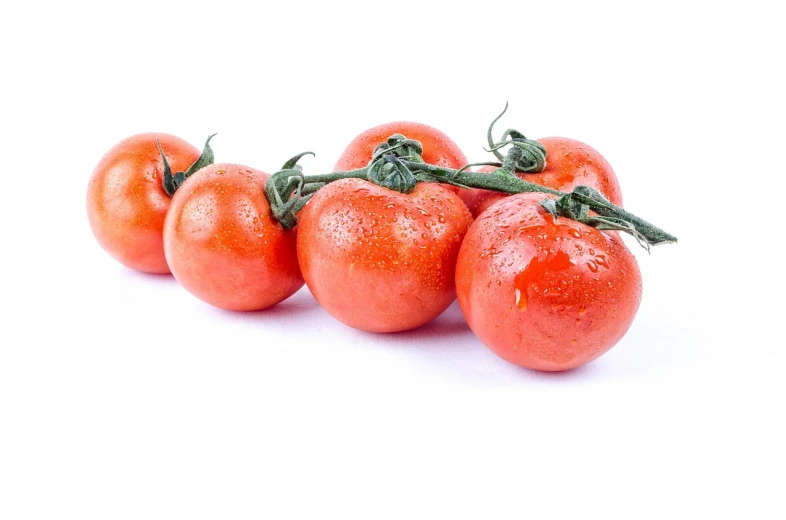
[515, 288, 526, 310]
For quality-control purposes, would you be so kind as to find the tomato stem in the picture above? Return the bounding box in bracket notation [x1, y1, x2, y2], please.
[283, 163, 674, 247]
[264, 130, 676, 248]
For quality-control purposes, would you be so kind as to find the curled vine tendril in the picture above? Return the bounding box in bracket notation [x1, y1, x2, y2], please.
[485, 103, 547, 173]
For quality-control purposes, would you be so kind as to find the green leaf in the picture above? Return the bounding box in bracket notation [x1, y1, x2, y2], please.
[184, 133, 217, 178]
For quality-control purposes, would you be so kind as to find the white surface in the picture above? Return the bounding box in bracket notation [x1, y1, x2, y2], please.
[1, 1, 783, 518]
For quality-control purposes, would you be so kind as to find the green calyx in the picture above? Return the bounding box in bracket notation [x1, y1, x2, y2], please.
[265, 152, 316, 229]
[366, 134, 424, 193]
[159, 134, 216, 197]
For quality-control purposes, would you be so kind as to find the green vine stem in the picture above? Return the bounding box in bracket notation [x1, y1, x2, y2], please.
[265, 111, 677, 250]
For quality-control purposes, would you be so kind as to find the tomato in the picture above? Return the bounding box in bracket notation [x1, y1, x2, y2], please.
[163, 164, 303, 311]
[297, 179, 473, 332]
[459, 137, 624, 218]
[456, 192, 642, 371]
[334, 121, 467, 178]
[86, 133, 201, 273]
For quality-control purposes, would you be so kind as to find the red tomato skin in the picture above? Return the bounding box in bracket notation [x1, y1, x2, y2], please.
[459, 137, 624, 218]
[163, 164, 303, 311]
[86, 133, 200, 273]
[297, 179, 473, 333]
[456, 192, 642, 371]
[334, 122, 467, 194]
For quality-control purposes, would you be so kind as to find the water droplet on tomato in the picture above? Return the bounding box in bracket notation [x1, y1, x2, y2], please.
[515, 288, 523, 308]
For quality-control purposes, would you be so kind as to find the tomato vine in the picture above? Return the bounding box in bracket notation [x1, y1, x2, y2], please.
[265, 106, 676, 250]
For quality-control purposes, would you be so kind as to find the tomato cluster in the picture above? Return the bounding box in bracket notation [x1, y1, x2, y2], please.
[86, 118, 665, 372]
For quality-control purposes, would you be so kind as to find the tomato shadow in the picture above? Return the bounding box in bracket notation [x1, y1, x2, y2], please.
[363, 301, 612, 383]
[210, 286, 322, 322]
[508, 360, 603, 380]
[119, 267, 180, 286]
[368, 300, 476, 343]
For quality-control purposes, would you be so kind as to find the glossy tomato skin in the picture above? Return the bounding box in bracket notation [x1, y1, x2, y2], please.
[86, 133, 201, 273]
[456, 192, 642, 371]
[334, 121, 467, 172]
[297, 179, 473, 332]
[459, 137, 624, 218]
[163, 164, 303, 311]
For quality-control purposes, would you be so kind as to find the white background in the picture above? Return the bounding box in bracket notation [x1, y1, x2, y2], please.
[1, 1, 783, 518]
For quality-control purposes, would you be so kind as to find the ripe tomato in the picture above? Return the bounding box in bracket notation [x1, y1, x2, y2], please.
[163, 164, 303, 311]
[456, 192, 642, 371]
[86, 133, 201, 273]
[297, 179, 473, 332]
[334, 121, 467, 173]
[459, 137, 624, 218]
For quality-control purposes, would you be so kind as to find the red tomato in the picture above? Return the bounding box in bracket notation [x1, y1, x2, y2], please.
[459, 137, 624, 218]
[163, 164, 303, 311]
[86, 133, 200, 273]
[456, 192, 642, 371]
[297, 179, 473, 332]
[334, 121, 467, 178]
